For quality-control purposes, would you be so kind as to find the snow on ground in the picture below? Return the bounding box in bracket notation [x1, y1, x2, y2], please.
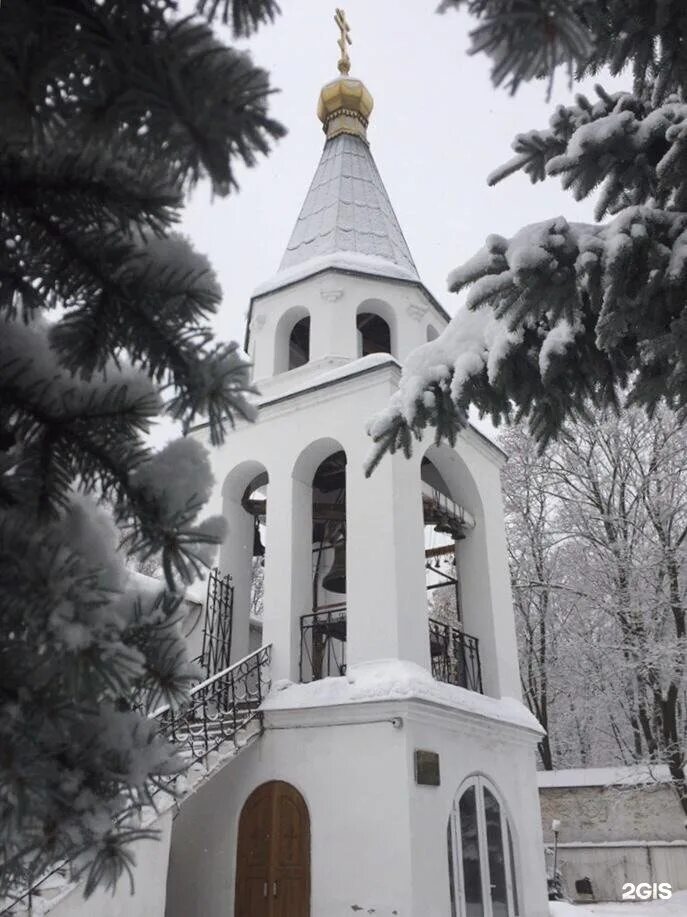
[264, 658, 543, 734]
[551, 890, 687, 916]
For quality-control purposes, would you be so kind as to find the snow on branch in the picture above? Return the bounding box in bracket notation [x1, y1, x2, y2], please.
[367, 206, 687, 469]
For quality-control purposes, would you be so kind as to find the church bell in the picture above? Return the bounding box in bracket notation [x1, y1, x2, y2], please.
[321, 541, 346, 594]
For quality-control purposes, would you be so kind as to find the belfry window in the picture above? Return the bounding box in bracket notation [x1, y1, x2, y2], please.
[448, 777, 520, 917]
[422, 456, 482, 693]
[288, 316, 310, 369]
[300, 450, 347, 683]
[357, 312, 391, 357]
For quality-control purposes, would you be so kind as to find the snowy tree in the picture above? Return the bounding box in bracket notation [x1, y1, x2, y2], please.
[501, 410, 687, 818]
[250, 555, 265, 618]
[0, 0, 283, 899]
[367, 1, 687, 464]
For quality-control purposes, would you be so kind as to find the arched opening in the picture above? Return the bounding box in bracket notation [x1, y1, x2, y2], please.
[299, 447, 347, 682]
[357, 312, 391, 357]
[240, 470, 268, 652]
[427, 324, 439, 342]
[356, 299, 397, 358]
[289, 316, 310, 369]
[221, 461, 269, 662]
[274, 307, 310, 374]
[421, 450, 481, 692]
[235, 781, 310, 917]
[447, 776, 520, 917]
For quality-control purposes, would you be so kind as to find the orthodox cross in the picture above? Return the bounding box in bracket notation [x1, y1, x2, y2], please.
[334, 8, 352, 75]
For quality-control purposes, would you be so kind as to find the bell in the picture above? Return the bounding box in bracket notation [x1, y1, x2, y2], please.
[322, 542, 346, 594]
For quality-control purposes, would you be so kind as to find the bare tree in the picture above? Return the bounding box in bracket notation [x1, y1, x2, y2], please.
[501, 410, 687, 817]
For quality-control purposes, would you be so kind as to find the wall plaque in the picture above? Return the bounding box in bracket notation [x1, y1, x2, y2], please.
[414, 749, 440, 786]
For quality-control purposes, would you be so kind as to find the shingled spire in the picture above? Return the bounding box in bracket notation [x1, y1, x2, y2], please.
[255, 11, 421, 297]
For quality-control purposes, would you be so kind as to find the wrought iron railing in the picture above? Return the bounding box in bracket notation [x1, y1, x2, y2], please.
[428, 618, 483, 693]
[152, 643, 272, 766]
[199, 568, 234, 679]
[299, 605, 347, 683]
[0, 645, 272, 916]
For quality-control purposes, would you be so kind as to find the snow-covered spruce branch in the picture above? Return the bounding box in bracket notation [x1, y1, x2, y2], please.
[366, 204, 687, 466]
[0, 0, 283, 898]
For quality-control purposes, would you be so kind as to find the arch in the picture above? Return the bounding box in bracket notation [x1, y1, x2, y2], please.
[292, 436, 346, 486]
[427, 324, 439, 342]
[422, 443, 484, 522]
[223, 458, 270, 501]
[274, 305, 310, 374]
[356, 298, 397, 358]
[235, 781, 311, 917]
[447, 774, 520, 917]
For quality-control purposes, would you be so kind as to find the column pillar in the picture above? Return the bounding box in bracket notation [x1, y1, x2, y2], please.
[345, 443, 429, 668]
[219, 494, 253, 664]
[262, 469, 312, 682]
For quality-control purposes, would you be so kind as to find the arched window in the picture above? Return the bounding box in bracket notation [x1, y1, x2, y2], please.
[289, 316, 310, 369]
[274, 307, 310, 374]
[447, 777, 520, 917]
[357, 312, 391, 357]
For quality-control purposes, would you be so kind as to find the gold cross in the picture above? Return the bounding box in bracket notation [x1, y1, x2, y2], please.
[334, 8, 352, 75]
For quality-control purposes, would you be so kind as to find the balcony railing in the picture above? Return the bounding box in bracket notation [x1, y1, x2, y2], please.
[299, 605, 347, 683]
[299, 608, 483, 694]
[428, 618, 483, 694]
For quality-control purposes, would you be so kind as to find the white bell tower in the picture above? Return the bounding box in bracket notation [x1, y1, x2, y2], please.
[168, 14, 550, 917]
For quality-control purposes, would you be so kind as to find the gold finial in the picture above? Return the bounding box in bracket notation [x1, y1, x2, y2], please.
[334, 8, 352, 75]
[317, 9, 373, 142]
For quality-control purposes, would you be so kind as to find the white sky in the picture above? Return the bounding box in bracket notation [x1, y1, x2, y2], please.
[181, 1, 626, 346]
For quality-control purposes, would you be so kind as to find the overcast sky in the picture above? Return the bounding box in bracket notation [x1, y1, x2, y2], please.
[180, 1, 626, 350]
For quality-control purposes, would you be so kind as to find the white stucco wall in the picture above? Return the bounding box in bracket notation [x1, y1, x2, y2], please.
[177, 261, 547, 915]
[165, 698, 549, 917]
[247, 269, 448, 382]
[193, 359, 518, 701]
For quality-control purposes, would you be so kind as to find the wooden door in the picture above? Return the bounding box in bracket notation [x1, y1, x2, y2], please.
[235, 781, 310, 917]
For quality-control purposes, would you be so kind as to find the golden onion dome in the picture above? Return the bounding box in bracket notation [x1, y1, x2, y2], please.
[317, 76, 374, 142]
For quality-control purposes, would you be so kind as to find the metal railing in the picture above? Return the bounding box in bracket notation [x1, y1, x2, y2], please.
[298, 607, 483, 695]
[1, 645, 272, 915]
[428, 618, 483, 693]
[152, 643, 272, 766]
[299, 605, 347, 682]
[199, 568, 234, 679]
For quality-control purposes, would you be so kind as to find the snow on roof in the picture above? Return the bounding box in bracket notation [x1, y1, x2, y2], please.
[254, 133, 420, 297]
[263, 659, 543, 734]
[314, 351, 398, 384]
[253, 251, 420, 297]
[537, 765, 673, 789]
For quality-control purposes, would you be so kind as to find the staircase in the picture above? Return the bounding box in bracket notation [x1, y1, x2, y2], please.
[0, 644, 272, 916]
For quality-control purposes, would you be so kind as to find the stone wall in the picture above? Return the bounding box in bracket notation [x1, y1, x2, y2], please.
[539, 782, 685, 845]
[538, 772, 687, 902]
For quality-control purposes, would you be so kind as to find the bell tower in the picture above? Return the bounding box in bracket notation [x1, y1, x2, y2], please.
[173, 12, 550, 917]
